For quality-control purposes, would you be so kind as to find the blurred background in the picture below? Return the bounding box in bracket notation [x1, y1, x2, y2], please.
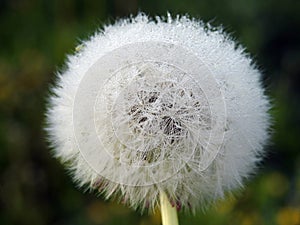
[0, 0, 299, 224]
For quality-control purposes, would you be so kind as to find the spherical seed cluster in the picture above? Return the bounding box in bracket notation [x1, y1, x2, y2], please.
[46, 13, 271, 212]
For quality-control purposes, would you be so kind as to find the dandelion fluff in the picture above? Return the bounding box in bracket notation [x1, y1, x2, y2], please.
[46, 14, 271, 212]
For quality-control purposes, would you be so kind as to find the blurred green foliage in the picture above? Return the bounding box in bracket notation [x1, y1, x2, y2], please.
[0, 0, 299, 225]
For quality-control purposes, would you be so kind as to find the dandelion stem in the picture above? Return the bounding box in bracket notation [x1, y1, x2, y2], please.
[160, 191, 179, 225]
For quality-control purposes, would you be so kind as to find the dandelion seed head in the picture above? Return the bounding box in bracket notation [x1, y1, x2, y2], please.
[46, 13, 271, 212]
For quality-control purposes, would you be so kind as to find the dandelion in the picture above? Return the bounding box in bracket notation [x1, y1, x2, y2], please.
[46, 13, 271, 224]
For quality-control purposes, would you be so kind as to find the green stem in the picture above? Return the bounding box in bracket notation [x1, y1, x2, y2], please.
[160, 191, 179, 225]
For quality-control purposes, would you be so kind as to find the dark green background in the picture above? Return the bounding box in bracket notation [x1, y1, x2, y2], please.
[0, 0, 299, 224]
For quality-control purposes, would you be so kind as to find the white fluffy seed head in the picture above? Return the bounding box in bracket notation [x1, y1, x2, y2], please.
[46, 13, 271, 212]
